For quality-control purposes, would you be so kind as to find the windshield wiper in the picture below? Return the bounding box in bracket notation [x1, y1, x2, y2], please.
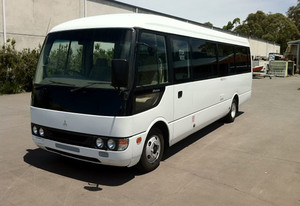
[70, 81, 110, 93]
[34, 80, 75, 90]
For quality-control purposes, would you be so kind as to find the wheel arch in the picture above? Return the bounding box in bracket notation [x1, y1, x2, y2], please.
[148, 119, 170, 150]
[232, 93, 239, 111]
[231, 93, 240, 109]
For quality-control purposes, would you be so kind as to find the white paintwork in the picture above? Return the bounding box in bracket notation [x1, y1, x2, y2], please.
[32, 14, 252, 167]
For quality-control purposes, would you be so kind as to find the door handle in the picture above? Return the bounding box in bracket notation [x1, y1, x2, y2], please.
[178, 91, 183, 98]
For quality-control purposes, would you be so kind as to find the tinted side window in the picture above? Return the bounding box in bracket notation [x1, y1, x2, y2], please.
[171, 37, 191, 82]
[191, 39, 218, 79]
[218, 44, 235, 76]
[137, 33, 168, 86]
[237, 46, 251, 73]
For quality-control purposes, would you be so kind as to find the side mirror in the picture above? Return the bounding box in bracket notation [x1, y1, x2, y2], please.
[111, 59, 129, 88]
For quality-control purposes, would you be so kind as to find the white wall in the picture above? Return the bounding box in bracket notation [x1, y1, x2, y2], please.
[249, 38, 280, 58]
[87, 0, 134, 16]
[0, 0, 137, 50]
[0, 0, 85, 50]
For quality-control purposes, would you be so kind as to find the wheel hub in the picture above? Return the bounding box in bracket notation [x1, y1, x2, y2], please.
[145, 135, 161, 164]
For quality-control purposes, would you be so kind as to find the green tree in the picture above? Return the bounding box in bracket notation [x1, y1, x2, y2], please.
[234, 11, 300, 52]
[0, 39, 19, 94]
[223, 18, 240, 31]
[0, 39, 39, 94]
[15, 48, 40, 91]
[287, 0, 300, 31]
[203, 22, 213, 27]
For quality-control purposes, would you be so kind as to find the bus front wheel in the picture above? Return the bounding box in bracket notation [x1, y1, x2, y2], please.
[224, 99, 238, 123]
[136, 127, 164, 173]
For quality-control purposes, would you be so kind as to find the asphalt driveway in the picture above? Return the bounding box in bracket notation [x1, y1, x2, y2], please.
[0, 76, 300, 206]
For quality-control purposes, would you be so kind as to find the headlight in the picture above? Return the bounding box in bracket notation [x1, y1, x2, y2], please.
[39, 128, 44, 137]
[32, 125, 38, 135]
[96, 138, 104, 149]
[107, 139, 116, 150]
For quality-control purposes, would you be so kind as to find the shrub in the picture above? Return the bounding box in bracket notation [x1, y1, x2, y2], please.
[0, 39, 40, 94]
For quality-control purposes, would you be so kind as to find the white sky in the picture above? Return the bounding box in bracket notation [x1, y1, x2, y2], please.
[115, 0, 297, 28]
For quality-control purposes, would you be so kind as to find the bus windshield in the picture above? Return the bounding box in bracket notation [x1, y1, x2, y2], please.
[34, 28, 133, 90]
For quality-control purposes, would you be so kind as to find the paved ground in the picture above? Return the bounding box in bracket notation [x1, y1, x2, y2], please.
[0, 76, 300, 206]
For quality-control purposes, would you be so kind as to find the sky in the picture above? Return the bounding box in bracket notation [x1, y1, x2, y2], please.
[115, 0, 297, 28]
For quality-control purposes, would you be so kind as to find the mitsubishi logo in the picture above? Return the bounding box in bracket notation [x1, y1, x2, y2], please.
[63, 120, 67, 127]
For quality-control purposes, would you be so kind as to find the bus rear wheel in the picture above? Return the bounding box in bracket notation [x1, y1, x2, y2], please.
[136, 127, 164, 173]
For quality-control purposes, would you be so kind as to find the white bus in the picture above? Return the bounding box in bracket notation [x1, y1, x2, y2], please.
[31, 14, 252, 172]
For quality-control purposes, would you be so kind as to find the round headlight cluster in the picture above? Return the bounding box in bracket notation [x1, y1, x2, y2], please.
[39, 128, 44, 137]
[96, 138, 104, 149]
[95, 138, 129, 151]
[32, 124, 45, 137]
[32, 125, 38, 135]
[107, 139, 116, 150]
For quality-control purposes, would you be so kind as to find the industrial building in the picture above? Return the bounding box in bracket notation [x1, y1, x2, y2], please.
[0, 0, 280, 57]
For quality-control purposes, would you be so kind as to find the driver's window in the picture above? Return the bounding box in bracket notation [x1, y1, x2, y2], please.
[137, 32, 168, 86]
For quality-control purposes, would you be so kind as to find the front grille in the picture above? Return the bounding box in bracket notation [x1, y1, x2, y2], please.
[31, 123, 130, 151]
[43, 127, 98, 148]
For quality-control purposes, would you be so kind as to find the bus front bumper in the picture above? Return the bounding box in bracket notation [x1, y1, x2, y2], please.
[32, 133, 146, 167]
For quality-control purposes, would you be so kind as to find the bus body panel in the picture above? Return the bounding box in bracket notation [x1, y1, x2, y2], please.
[131, 86, 174, 134]
[171, 99, 230, 145]
[171, 73, 252, 145]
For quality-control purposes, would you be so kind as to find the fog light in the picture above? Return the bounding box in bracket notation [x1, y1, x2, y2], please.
[33, 125, 38, 135]
[96, 138, 104, 149]
[39, 128, 44, 137]
[107, 139, 116, 150]
[118, 139, 129, 151]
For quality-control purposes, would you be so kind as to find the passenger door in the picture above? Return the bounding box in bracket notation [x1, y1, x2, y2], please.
[171, 37, 195, 143]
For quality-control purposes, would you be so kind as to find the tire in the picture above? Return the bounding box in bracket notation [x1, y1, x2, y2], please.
[224, 99, 238, 123]
[136, 127, 164, 173]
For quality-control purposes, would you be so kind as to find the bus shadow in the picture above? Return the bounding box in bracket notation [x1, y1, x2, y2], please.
[163, 111, 244, 160]
[23, 148, 136, 187]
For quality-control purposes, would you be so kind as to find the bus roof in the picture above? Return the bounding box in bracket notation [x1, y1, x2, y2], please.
[50, 13, 249, 47]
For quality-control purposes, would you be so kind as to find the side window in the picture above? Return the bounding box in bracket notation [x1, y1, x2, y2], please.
[191, 39, 217, 79]
[171, 38, 191, 82]
[218, 44, 235, 76]
[137, 32, 168, 86]
[236, 46, 251, 74]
